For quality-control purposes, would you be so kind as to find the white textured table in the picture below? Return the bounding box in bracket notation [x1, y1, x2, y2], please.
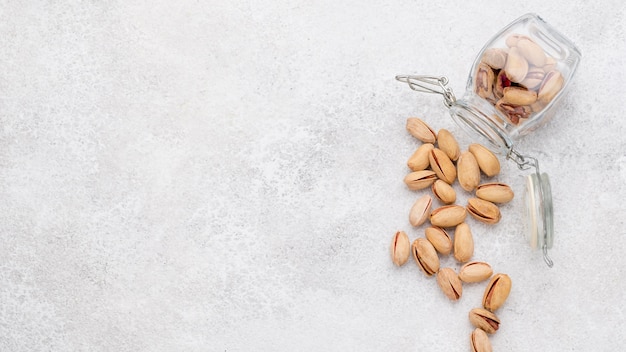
[1, 2, 625, 351]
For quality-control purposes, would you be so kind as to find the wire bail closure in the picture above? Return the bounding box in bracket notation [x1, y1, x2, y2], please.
[395, 75, 456, 107]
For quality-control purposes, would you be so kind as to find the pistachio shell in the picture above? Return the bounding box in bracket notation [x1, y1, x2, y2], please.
[502, 86, 537, 106]
[436, 267, 463, 301]
[520, 67, 545, 90]
[470, 328, 492, 352]
[404, 170, 437, 190]
[517, 38, 546, 66]
[430, 205, 467, 228]
[459, 261, 493, 283]
[467, 198, 501, 224]
[407, 143, 435, 171]
[391, 231, 410, 266]
[406, 117, 437, 143]
[504, 47, 528, 83]
[538, 70, 564, 104]
[475, 63, 495, 100]
[469, 308, 501, 334]
[411, 238, 440, 277]
[476, 183, 514, 203]
[454, 222, 474, 263]
[425, 226, 452, 255]
[468, 144, 500, 177]
[409, 194, 433, 227]
[457, 151, 481, 191]
[431, 179, 456, 204]
[481, 48, 508, 69]
[505, 34, 531, 47]
[429, 148, 456, 184]
[437, 129, 460, 161]
[482, 273, 512, 312]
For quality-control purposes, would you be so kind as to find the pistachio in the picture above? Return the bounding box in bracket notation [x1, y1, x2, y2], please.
[469, 308, 501, 334]
[482, 273, 512, 312]
[404, 170, 437, 190]
[411, 238, 440, 277]
[516, 38, 546, 66]
[425, 226, 452, 255]
[391, 231, 410, 266]
[538, 70, 564, 104]
[431, 179, 456, 204]
[476, 183, 514, 203]
[407, 143, 435, 171]
[454, 222, 474, 263]
[467, 198, 501, 224]
[429, 148, 456, 184]
[457, 151, 481, 192]
[494, 70, 510, 100]
[470, 328, 492, 352]
[475, 63, 495, 100]
[543, 56, 557, 72]
[520, 67, 545, 90]
[481, 48, 507, 69]
[505, 33, 531, 47]
[430, 205, 467, 228]
[502, 86, 537, 106]
[468, 144, 500, 177]
[504, 47, 528, 83]
[436, 129, 460, 161]
[459, 261, 493, 283]
[409, 194, 433, 227]
[406, 117, 437, 143]
[496, 99, 532, 125]
[436, 267, 463, 301]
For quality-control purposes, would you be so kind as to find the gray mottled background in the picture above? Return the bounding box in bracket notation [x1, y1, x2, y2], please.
[1, 1, 625, 351]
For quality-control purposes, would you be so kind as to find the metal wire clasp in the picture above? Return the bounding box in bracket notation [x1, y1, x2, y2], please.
[395, 75, 456, 107]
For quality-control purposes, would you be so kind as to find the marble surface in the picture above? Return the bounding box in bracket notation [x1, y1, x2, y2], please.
[1, 1, 625, 351]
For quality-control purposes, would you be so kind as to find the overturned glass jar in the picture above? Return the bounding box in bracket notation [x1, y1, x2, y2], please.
[396, 13, 581, 267]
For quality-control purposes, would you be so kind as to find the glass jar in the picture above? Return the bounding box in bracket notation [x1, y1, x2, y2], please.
[396, 13, 581, 267]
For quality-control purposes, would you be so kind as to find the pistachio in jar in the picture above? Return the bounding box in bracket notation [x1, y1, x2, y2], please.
[475, 32, 567, 126]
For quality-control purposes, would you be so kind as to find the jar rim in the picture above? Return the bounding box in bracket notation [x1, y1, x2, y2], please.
[525, 171, 554, 263]
[449, 99, 514, 154]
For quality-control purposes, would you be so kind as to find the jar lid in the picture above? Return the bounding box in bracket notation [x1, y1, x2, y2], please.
[524, 171, 554, 267]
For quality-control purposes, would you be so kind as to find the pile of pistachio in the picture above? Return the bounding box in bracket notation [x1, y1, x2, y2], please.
[475, 33, 564, 125]
[391, 117, 514, 352]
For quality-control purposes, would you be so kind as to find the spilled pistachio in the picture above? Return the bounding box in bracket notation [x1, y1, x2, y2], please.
[470, 328, 492, 352]
[469, 308, 500, 334]
[454, 222, 474, 263]
[476, 183, 514, 203]
[412, 238, 440, 277]
[467, 198, 501, 224]
[430, 205, 467, 228]
[437, 129, 460, 161]
[407, 143, 435, 171]
[483, 273, 512, 312]
[409, 194, 433, 227]
[431, 179, 456, 204]
[459, 261, 493, 283]
[436, 267, 463, 301]
[429, 148, 457, 184]
[457, 151, 481, 192]
[425, 226, 452, 255]
[406, 117, 437, 143]
[404, 170, 437, 191]
[468, 144, 500, 177]
[391, 231, 410, 266]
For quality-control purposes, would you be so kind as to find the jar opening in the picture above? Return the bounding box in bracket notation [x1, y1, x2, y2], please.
[449, 98, 513, 154]
[525, 171, 554, 260]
